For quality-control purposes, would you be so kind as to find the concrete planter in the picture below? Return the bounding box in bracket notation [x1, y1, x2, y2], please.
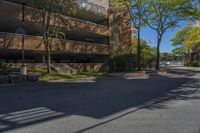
[27, 74, 40, 82]
[9, 74, 27, 83]
[0, 76, 9, 84]
[0, 74, 40, 84]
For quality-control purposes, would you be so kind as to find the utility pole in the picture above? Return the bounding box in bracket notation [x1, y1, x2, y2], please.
[20, 2, 27, 75]
[22, 2, 25, 67]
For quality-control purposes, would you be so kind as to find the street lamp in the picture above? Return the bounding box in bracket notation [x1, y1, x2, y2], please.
[20, 2, 27, 75]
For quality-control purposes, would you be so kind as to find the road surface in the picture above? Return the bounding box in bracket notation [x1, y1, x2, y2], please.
[0, 71, 200, 133]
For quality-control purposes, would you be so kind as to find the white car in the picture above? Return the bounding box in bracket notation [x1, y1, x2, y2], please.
[165, 62, 171, 65]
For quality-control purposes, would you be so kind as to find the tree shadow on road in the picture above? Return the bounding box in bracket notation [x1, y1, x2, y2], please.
[0, 72, 199, 132]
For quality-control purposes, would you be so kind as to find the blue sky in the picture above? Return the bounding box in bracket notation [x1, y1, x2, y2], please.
[140, 21, 189, 53]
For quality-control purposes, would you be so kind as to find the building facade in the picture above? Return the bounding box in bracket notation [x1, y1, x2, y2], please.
[0, 0, 132, 70]
[190, 20, 200, 63]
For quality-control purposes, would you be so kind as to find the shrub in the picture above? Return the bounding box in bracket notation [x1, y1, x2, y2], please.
[184, 61, 200, 67]
[184, 60, 190, 66]
[108, 53, 137, 71]
[0, 60, 8, 69]
[191, 61, 199, 67]
[0, 60, 12, 74]
[141, 47, 156, 69]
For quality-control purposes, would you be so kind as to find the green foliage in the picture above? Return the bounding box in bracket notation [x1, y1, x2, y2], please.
[113, 0, 199, 70]
[172, 26, 192, 47]
[132, 36, 147, 53]
[160, 53, 165, 61]
[141, 46, 156, 68]
[109, 43, 156, 70]
[172, 25, 200, 50]
[160, 52, 176, 61]
[184, 61, 200, 67]
[29, 67, 110, 81]
[191, 61, 200, 67]
[145, 0, 199, 69]
[167, 53, 175, 61]
[0, 60, 12, 74]
[109, 53, 137, 71]
[172, 24, 200, 62]
[185, 26, 200, 47]
[132, 37, 157, 68]
[146, 0, 199, 33]
[0, 60, 8, 69]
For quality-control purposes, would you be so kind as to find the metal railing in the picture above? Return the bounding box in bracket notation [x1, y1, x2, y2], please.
[77, 0, 108, 16]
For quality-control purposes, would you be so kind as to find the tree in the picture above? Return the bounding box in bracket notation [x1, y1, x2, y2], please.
[184, 26, 200, 47]
[146, 0, 199, 70]
[111, 0, 148, 70]
[141, 46, 156, 68]
[171, 25, 192, 61]
[132, 36, 147, 54]
[171, 24, 200, 62]
[28, 0, 76, 73]
[167, 53, 175, 61]
[171, 48, 186, 61]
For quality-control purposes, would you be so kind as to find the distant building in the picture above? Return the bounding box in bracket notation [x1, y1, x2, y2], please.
[190, 20, 200, 62]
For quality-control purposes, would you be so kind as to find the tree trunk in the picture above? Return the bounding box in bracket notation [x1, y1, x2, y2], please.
[46, 47, 51, 74]
[188, 50, 192, 63]
[156, 36, 162, 70]
[44, 13, 52, 74]
[137, 29, 141, 71]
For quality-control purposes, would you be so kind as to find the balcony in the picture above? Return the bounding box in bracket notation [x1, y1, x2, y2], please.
[0, 0, 109, 37]
[67, 16, 109, 36]
[3, 0, 109, 25]
[77, 0, 108, 16]
[0, 33, 109, 55]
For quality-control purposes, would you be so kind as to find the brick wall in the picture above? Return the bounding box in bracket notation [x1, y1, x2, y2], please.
[109, 1, 132, 54]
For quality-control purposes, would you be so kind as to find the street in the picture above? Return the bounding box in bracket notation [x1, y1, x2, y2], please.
[0, 71, 200, 133]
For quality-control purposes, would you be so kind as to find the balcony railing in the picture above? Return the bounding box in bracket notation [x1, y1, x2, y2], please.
[0, 32, 109, 55]
[77, 0, 108, 16]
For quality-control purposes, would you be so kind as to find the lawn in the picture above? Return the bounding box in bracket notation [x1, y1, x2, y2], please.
[29, 67, 110, 81]
[175, 66, 200, 71]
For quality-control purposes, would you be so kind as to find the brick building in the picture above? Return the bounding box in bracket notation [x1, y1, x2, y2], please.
[0, 0, 132, 71]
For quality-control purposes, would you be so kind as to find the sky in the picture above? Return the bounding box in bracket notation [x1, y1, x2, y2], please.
[140, 21, 189, 53]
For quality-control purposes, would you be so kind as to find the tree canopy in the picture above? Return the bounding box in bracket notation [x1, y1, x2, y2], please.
[172, 24, 200, 51]
[145, 0, 199, 69]
[111, 0, 199, 70]
[171, 23, 200, 62]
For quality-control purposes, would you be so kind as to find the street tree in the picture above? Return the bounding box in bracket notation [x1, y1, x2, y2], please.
[28, 0, 76, 73]
[171, 25, 192, 61]
[172, 24, 200, 62]
[141, 46, 156, 68]
[146, 0, 199, 70]
[184, 26, 200, 47]
[132, 36, 147, 54]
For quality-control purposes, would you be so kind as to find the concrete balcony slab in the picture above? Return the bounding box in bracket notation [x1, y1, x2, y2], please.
[0, 33, 109, 55]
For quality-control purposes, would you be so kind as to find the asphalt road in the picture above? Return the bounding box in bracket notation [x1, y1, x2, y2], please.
[0, 71, 200, 133]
